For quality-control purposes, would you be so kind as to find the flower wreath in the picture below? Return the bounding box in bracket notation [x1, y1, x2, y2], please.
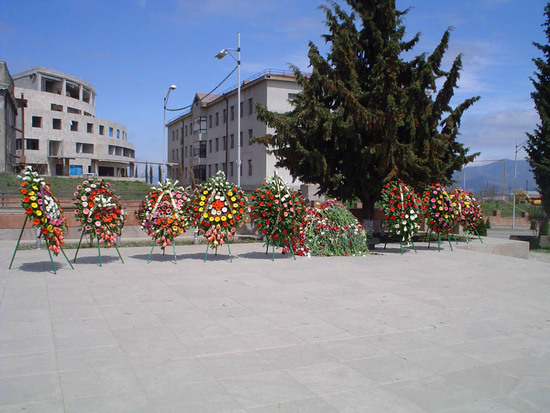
[192, 171, 247, 248]
[452, 188, 484, 235]
[422, 183, 457, 234]
[289, 199, 369, 257]
[249, 174, 306, 246]
[135, 180, 193, 250]
[18, 166, 68, 255]
[73, 178, 125, 247]
[380, 180, 422, 244]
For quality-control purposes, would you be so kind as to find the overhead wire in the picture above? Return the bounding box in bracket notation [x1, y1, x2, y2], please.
[166, 65, 239, 112]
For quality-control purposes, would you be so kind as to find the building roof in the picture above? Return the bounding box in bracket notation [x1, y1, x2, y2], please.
[12, 67, 95, 93]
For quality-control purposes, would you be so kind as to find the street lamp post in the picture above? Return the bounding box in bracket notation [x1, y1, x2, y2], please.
[163, 84, 177, 182]
[512, 139, 527, 229]
[215, 32, 241, 187]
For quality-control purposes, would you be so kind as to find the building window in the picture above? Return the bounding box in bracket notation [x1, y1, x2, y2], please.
[67, 107, 81, 115]
[26, 139, 39, 150]
[215, 138, 219, 152]
[52, 118, 62, 130]
[240, 131, 243, 147]
[240, 102, 243, 118]
[223, 109, 227, 124]
[248, 129, 253, 145]
[51, 103, 63, 112]
[209, 140, 212, 153]
[222, 162, 226, 173]
[117, 129, 120, 139]
[209, 115, 212, 128]
[230, 106, 235, 121]
[76, 143, 94, 154]
[248, 159, 252, 176]
[230, 134, 234, 149]
[215, 112, 219, 126]
[31, 116, 42, 128]
[185, 125, 188, 137]
[99, 125, 105, 135]
[87, 123, 93, 133]
[230, 162, 234, 177]
[109, 127, 113, 137]
[70, 120, 78, 132]
[248, 98, 253, 115]
[223, 136, 227, 151]
[215, 163, 218, 172]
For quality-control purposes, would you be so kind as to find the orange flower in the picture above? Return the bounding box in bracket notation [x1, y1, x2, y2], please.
[20, 188, 28, 195]
[33, 218, 41, 225]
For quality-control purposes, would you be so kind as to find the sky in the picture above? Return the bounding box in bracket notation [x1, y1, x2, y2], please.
[1, 0, 547, 166]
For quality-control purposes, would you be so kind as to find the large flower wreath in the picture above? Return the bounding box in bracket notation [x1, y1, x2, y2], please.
[73, 178, 125, 247]
[380, 180, 422, 244]
[249, 174, 306, 248]
[452, 188, 484, 235]
[289, 199, 369, 257]
[135, 180, 193, 250]
[422, 183, 457, 235]
[192, 171, 247, 248]
[18, 166, 68, 255]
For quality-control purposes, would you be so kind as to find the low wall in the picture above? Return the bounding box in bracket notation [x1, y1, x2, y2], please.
[488, 210, 530, 227]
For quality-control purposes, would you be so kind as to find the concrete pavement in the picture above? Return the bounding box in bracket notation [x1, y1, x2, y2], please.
[1, 239, 549, 412]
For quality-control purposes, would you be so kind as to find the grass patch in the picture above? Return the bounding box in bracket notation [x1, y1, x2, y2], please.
[1, 172, 152, 201]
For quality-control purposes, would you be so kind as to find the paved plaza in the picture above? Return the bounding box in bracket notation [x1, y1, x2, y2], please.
[1, 239, 549, 412]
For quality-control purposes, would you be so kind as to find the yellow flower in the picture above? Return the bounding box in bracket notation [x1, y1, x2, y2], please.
[199, 201, 204, 206]
[203, 190, 208, 195]
[30, 196, 37, 201]
[200, 196, 206, 201]
[233, 203, 238, 208]
[232, 210, 236, 214]
[227, 214, 232, 218]
[28, 191, 35, 196]
[172, 226, 178, 232]
[231, 196, 236, 201]
[215, 217, 220, 222]
[438, 207, 443, 211]
[31, 202, 38, 209]
[227, 191, 233, 196]
[36, 210, 42, 216]
[437, 200, 442, 204]
[209, 216, 214, 221]
[47, 225, 53, 232]
[32, 186, 38, 191]
[199, 207, 203, 212]
[221, 216, 227, 221]
[444, 215, 448, 219]
[203, 213, 208, 218]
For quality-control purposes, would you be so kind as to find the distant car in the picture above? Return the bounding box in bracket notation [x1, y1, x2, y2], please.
[83, 173, 97, 177]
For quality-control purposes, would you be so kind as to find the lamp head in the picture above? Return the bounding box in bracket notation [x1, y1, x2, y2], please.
[215, 49, 228, 59]
[169, 84, 177, 90]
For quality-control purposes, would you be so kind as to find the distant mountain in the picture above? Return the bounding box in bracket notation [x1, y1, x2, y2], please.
[452, 160, 538, 195]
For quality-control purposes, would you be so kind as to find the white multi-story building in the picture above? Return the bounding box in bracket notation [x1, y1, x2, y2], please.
[12, 67, 135, 177]
[166, 70, 303, 191]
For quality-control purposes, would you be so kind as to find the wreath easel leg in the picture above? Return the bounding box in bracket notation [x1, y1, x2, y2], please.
[8, 215, 28, 269]
[147, 241, 155, 264]
[46, 239, 57, 274]
[97, 242, 102, 267]
[114, 244, 124, 264]
[172, 243, 177, 264]
[60, 247, 74, 270]
[73, 229, 86, 262]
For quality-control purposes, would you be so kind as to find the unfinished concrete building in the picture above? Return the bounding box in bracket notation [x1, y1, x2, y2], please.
[11, 67, 135, 177]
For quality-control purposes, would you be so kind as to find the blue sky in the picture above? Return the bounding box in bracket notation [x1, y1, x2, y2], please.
[1, 0, 546, 165]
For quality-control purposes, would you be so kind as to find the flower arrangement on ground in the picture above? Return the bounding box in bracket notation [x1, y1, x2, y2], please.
[249, 174, 306, 248]
[422, 183, 457, 234]
[380, 180, 422, 244]
[18, 166, 68, 255]
[452, 188, 484, 235]
[289, 199, 369, 257]
[192, 171, 247, 248]
[135, 180, 193, 250]
[73, 178, 125, 247]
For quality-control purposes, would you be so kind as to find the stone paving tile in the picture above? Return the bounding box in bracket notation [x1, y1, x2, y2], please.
[219, 370, 314, 409]
[1, 241, 550, 411]
[320, 386, 425, 412]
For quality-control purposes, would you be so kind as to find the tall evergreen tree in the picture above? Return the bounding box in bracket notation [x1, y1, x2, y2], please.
[527, 2, 550, 215]
[256, 0, 479, 219]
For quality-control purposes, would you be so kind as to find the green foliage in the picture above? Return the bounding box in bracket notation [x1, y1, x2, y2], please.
[527, 2, 550, 215]
[256, 0, 479, 219]
[476, 218, 487, 236]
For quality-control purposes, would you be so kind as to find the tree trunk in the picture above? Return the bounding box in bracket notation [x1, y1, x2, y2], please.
[360, 196, 376, 236]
